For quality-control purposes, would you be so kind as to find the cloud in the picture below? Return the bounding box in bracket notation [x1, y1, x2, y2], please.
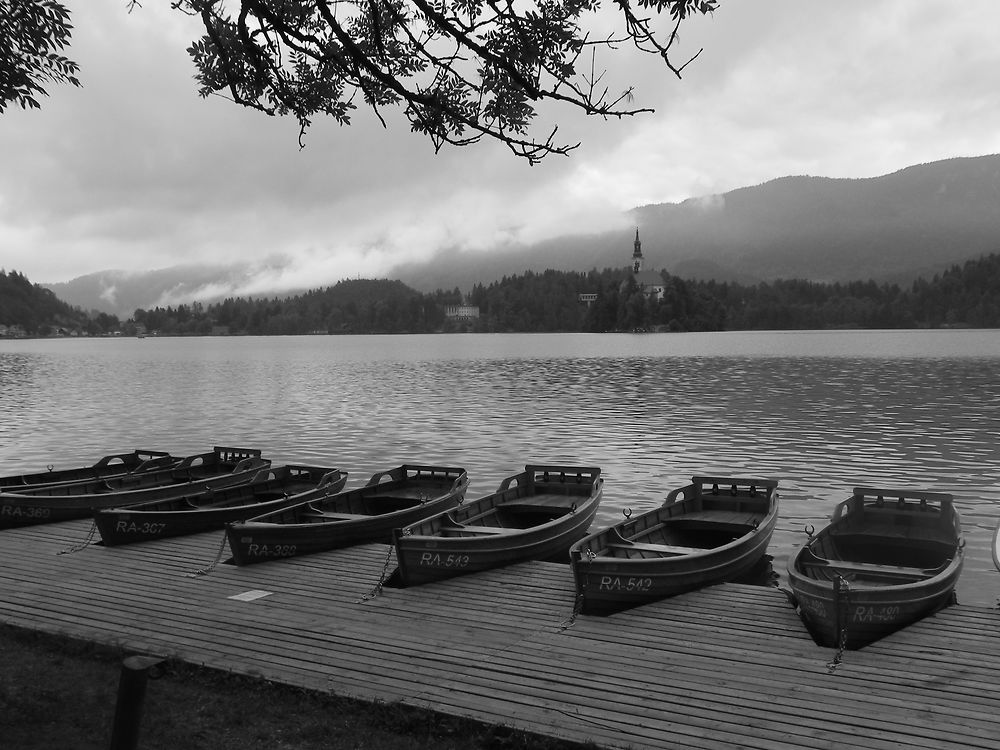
[98, 283, 118, 306]
[688, 194, 725, 212]
[3, 1, 1000, 286]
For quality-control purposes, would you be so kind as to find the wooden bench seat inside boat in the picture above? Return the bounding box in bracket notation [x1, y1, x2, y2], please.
[371, 487, 442, 500]
[299, 511, 370, 521]
[499, 493, 583, 513]
[435, 515, 513, 535]
[830, 526, 950, 542]
[800, 556, 934, 581]
[363, 495, 425, 511]
[673, 510, 763, 527]
[444, 525, 512, 536]
[605, 542, 705, 556]
[532, 481, 588, 494]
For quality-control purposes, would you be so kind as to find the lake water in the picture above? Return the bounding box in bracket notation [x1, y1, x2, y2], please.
[2, 330, 999, 606]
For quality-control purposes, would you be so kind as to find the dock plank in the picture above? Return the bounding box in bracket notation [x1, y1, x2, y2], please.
[1, 519, 999, 750]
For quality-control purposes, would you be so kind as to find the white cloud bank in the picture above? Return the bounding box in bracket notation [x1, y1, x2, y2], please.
[2, 0, 1000, 289]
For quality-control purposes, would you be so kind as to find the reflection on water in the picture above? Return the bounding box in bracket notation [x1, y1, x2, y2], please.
[2, 331, 999, 605]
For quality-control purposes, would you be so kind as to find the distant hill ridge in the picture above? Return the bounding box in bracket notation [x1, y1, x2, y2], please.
[375, 154, 1000, 292]
[639, 155, 1000, 283]
[45, 154, 1000, 316]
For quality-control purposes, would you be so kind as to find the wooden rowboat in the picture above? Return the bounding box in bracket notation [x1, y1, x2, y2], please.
[0, 449, 177, 491]
[786, 487, 964, 650]
[0, 447, 269, 528]
[393, 465, 603, 586]
[993, 518, 1000, 573]
[226, 464, 470, 565]
[568, 476, 780, 615]
[93, 465, 348, 546]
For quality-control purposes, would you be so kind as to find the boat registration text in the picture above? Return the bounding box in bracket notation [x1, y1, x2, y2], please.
[798, 595, 902, 624]
[1, 505, 51, 519]
[852, 605, 901, 624]
[597, 576, 654, 592]
[419, 552, 470, 568]
[242, 543, 298, 558]
[114, 520, 167, 535]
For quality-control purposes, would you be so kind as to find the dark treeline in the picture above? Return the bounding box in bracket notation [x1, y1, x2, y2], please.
[126, 253, 1000, 336]
[469, 269, 727, 332]
[475, 254, 1000, 331]
[5, 254, 1000, 337]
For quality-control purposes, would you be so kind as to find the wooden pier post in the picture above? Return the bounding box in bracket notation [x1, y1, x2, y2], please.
[108, 655, 165, 750]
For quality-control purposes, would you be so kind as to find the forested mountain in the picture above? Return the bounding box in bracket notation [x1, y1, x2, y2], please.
[42, 155, 1000, 318]
[132, 279, 459, 336]
[0, 270, 119, 336]
[394, 155, 1000, 293]
[633, 155, 1000, 284]
[42, 265, 264, 322]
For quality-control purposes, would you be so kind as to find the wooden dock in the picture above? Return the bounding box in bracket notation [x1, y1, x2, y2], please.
[1, 519, 998, 750]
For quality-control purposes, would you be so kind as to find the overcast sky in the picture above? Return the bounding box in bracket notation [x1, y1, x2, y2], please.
[3, 1, 999, 292]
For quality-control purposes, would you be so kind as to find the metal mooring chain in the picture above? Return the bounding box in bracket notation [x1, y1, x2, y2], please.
[560, 551, 596, 630]
[826, 576, 850, 672]
[826, 624, 849, 673]
[559, 591, 586, 631]
[57, 520, 98, 555]
[186, 532, 229, 577]
[360, 545, 396, 602]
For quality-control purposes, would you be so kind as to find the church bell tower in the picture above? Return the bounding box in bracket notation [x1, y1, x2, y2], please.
[632, 227, 643, 274]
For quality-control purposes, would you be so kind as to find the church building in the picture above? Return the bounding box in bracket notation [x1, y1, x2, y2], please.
[630, 228, 665, 300]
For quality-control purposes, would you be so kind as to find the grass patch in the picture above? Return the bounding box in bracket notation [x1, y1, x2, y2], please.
[0, 624, 597, 750]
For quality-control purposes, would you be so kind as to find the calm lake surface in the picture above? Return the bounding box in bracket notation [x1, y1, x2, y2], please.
[2, 330, 999, 606]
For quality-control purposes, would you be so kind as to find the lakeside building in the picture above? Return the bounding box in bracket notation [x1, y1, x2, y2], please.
[445, 305, 480, 320]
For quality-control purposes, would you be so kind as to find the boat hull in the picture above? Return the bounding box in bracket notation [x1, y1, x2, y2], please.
[571, 527, 775, 615]
[786, 486, 964, 650]
[226, 464, 469, 565]
[93, 466, 347, 545]
[0, 447, 267, 528]
[993, 519, 1000, 573]
[394, 465, 603, 586]
[569, 476, 779, 615]
[0, 449, 176, 491]
[787, 568, 961, 650]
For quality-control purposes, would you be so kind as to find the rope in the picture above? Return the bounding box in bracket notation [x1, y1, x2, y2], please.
[57, 520, 98, 555]
[359, 545, 396, 602]
[186, 532, 229, 577]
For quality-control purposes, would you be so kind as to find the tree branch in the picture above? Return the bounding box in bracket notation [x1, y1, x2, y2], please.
[175, 0, 717, 162]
